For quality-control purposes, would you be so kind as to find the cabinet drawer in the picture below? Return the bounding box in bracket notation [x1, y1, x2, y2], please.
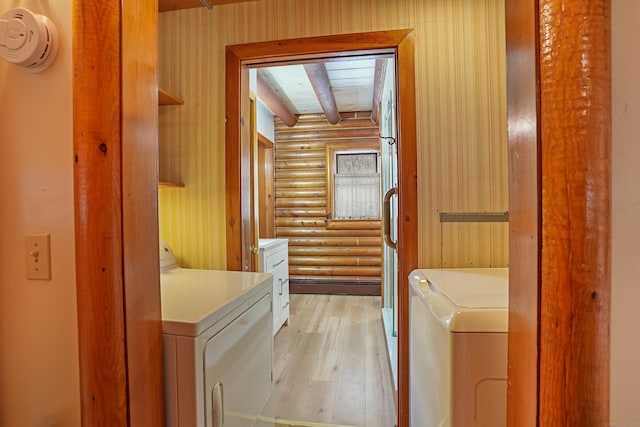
[272, 263, 288, 288]
[263, 246, 288, 271]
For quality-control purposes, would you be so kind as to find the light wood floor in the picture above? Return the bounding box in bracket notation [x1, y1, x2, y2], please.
[267, 294, 397, 427]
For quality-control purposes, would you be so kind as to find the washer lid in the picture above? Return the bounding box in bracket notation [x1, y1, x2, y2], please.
[411, 268, 509, 333]
[159, 239, 178, 271]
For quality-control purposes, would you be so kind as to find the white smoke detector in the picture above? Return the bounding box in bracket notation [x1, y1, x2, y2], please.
[0, 8, 59, 73]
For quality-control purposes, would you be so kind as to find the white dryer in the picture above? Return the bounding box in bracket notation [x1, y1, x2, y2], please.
[409, 268, 508, 427]
[160, 240, 273, 426]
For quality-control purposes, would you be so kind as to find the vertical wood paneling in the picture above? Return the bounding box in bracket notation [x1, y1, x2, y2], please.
[275, 113, 382, 288]
[73, 1, 127, 423]
[158, 0, 507, 268]
[258, 136, 276, 238]
[121, 0, 166, 424]
[74, 0, 165, 424]
[505, 0, 540, 424]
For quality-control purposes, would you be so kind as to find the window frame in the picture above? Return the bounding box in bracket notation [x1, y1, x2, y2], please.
[325, 140, 382, 226]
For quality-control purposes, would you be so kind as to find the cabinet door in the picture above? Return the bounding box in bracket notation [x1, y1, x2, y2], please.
[280, 274, 290, 324]
[272, 263, 289, 332]
[259, 242, 289, 335]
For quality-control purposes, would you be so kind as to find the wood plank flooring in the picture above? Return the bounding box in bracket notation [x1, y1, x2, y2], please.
[266, 294, 397, 427]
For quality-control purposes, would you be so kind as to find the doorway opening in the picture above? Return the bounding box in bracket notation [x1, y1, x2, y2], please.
[251, 52, 401, 399]
[225, 30, 418, 426]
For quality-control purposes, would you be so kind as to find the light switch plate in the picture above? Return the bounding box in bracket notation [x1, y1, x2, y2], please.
[25, 234, 51, 280]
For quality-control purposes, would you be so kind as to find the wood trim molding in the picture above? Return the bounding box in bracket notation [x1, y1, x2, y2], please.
[395, 31, 419, 427]
[506, 0, 611, 425]
[73, 1, 127, 422]
[257, 132, 273, 148]
[159, 0, 255, 12]
[505, 0, 541, 424]
[225, 29, 418, 427]
[225, 47, 246, 271]
[290, 282, 381, 296]
[538, 0, 611, 424]
[73, 0, 165, 424]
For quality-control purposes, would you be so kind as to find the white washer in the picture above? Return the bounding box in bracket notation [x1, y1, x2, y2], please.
[409, 268, 508, 427]
[160, 240, 273, 427]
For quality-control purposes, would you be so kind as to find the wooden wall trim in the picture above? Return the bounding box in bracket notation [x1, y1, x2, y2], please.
[74, 0, 165, 424]
[121, 0, 165, 424]
[258, 132, 273, 148]
[227, 29, 411, 65]
[538, 0, 611, 424]
[506, 0, 612, 425]
[395, 31, 419, 427]
[73, 1, 128, 423]
[225, 29, 418, 427]
[505, 0, 541, 424]
[225, 47, 246, 271]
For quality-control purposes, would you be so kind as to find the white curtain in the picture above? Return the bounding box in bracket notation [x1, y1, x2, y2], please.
[334, 174, 380, 219]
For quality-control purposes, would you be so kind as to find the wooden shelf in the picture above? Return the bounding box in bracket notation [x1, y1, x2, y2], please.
[160, 0, 203, 11]
[159, 88, 184, 106]
[158, 89, 183, 189]
[159, 181, 185, 188]
[159, 0, 256, 12]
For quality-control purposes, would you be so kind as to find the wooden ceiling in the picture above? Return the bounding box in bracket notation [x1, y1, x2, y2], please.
[257, 58, 390, 126]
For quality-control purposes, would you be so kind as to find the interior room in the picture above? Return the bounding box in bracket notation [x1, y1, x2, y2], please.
[156, 1, 508, 425]
[0, 1, 635, 426]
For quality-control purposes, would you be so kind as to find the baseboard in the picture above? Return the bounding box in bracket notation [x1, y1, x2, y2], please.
[290, 280, 381, 296]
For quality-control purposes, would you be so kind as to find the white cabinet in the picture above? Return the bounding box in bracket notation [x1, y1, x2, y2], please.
[258, 238, 290, 335]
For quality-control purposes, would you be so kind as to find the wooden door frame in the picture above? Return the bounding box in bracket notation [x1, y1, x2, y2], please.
[507, 0, 610, 425]
[72, 0, 165, 424]
[225, 29, 419, 426]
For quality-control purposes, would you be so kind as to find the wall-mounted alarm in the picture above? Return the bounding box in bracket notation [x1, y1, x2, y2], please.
[0, 8, 59, 73]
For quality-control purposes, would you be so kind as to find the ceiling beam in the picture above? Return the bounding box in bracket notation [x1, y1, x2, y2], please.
[371, 58, 387, 124]
[303, 63, 341, 125]
[257, 71, 298, 127]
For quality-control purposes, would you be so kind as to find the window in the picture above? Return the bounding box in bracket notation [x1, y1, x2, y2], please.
[333, 152, 381, 219]
[326, 141, 382, 221]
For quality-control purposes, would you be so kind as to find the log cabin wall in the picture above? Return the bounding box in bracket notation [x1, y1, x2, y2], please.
[158, 0, 507, 270]
[274, 112, 382, 294]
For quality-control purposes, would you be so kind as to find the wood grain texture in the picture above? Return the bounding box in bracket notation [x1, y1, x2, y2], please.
[505, 0, 541, 425]
[395, 30, 418, 427]
[274, 115, 382, 288]
[258, 135, 276, 238]
[225, 47, 245, 270]
[121, 0, 166, 424]
[74, 0, 165, 424]
[159, 0, 255, 12]
[538, 0, 611, 424]
[270, 294, 396, 426]
[73, 1, 128, 424]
